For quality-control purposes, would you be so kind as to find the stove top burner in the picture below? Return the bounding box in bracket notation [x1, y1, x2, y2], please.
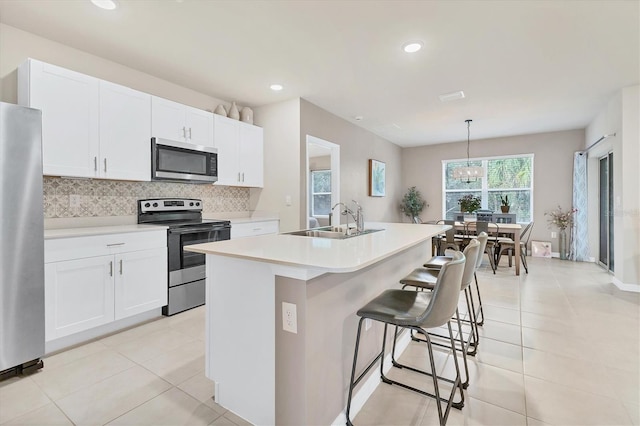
[137, 198, 229, 229]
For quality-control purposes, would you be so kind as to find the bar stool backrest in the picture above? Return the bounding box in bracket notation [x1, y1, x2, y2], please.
[475, 232, 488, 270]
[460, 239, 480, 290]
[418, 251, 466, 329]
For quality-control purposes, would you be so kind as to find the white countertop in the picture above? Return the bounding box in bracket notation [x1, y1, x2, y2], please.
[44, 224, 167, 240]
[203, 211, 279, 224]
[186, 222, 448, 273]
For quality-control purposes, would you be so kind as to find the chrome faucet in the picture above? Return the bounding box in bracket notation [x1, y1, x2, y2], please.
[352, 200, 364, 233]
[331, 202, 357, 235]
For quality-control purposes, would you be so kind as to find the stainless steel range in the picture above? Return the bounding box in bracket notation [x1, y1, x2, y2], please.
[138, 198, 230, 316]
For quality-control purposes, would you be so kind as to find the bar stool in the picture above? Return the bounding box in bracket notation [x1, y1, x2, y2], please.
[424, 233, 488, 326]
[345, 252, 466, 426]
[398, 239, 480, 387]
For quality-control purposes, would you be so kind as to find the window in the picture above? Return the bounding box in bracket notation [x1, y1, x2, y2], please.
[442, 154, 533, 222]
[311, 170, 331, 216]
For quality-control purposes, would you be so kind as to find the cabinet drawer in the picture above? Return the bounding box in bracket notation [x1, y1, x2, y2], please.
[45, 230, 166, 263]
[230, 220, 279, 239]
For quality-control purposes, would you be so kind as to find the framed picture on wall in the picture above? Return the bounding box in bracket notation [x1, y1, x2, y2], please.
[369, 159, 386, 197]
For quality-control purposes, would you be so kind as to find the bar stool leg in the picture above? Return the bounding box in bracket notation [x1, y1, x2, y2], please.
[345, 318, 365, 426]
[473, 272, 485, 326]
[453, 308, 470, 389]
[463, 288, 479, 356]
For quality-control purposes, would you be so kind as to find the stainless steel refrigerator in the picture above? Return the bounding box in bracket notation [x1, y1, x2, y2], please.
[0, 102, 45, 378]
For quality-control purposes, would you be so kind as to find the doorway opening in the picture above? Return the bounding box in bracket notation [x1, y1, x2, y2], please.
[598, 152, 614, 272]
[306, 136, 340, 228]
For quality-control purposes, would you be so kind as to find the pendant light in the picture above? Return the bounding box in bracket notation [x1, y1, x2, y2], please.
[452, 119, 484, 183]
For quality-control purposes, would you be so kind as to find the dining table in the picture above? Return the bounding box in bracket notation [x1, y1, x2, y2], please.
[453, 221, 523, 275]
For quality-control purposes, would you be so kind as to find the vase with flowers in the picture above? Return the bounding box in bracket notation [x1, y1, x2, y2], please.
[545, 205, 577, 260]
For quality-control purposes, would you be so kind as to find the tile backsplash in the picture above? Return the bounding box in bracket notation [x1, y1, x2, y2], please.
[43, 177, 250, 218]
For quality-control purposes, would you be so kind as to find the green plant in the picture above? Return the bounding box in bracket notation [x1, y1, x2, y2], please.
[501, 195, 510, 207]
[458, 194, 481, 213]
[401, 186, 426, 222]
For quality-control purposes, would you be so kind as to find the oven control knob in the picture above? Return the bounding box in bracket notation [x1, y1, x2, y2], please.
[152, 202, 158, 208]
[144, 203, 150, 208]
[196, 202, 200, 206]
[189, 202, 194, 206]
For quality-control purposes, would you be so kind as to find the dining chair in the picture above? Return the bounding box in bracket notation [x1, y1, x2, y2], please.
[496, 221, 534, 273]
[465, 221, 499, 274]
[434, 219, 464, 255]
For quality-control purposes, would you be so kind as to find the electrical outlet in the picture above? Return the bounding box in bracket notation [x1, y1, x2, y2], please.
[69, 194, 81, 208]
[551, 231, 557, 238]
[282, 302, 297, 334]
[285, 195, 292, 206]
[365, 318, 372, 331]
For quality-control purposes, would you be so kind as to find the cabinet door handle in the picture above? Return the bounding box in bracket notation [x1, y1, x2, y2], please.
[107, 243, 125, 247]
[182, 126, 186, 139]
[119, 259, 123, 275]
[242, 172, 245, 182]
[104, 158, 107, 173]
[109, 261, 113, 277]
[188, 127, 192, 139]
[94, 156, 98, 172]
[237, 172, 241, 182]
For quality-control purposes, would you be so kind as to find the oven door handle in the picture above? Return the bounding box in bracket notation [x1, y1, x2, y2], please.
[168, 226, 229, 235]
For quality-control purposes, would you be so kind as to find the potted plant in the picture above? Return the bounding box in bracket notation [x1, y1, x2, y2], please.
[500, 195, 511, 213]
[458, 194, 481, 214]
[401, 186, 427, 223]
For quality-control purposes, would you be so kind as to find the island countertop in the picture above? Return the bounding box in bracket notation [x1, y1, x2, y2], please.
[186, 222, 449, 273]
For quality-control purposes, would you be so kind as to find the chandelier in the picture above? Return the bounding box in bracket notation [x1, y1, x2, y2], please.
[452, 119, 484, 183]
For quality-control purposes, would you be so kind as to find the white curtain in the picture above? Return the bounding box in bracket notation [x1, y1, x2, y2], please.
[571, 152, 590, 261]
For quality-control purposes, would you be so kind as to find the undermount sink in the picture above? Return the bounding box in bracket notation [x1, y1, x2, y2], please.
[284, 226, 384, 240]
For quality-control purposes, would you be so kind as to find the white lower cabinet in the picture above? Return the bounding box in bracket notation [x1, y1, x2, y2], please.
[44, 230, 167, 341]
[230, 220, 279, 239]
[114, 248, 167, 320]
[44, 255, 115, 340]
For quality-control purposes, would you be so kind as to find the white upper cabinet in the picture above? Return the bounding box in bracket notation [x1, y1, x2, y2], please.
[19, 59, 100, 178]
[213, 114, 264, 188]
[18, 59, 151, 181]
[99, 81, 151, 181]
[238, 122, 264, 187]
[151, 96, 213, 147]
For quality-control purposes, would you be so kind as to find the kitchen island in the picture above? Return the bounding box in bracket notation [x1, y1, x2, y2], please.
[186, 222, 449, 425]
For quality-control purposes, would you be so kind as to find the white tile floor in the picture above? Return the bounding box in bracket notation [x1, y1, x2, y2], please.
[0, 257, 638, 425]
[354, 257, 640, 426]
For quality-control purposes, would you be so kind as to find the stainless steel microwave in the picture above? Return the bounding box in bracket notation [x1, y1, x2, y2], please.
[151, 138, 218, 183]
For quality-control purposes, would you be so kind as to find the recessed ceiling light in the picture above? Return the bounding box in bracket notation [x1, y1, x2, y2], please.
[402, 41, 423, 53]
[270, 84, 283, 91]
[91, 0, 117, 10]
[439, 90, 466, 102]
[354, 116, 363, 122]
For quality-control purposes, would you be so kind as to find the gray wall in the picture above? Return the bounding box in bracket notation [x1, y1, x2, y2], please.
[401, 129, 585, 251]
[250, 99, 301, 232]
[586, 85, 639, 288]
[300, 99, 404, 228]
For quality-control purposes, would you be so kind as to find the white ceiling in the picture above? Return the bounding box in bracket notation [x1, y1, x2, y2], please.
[1, 0, 638, 147]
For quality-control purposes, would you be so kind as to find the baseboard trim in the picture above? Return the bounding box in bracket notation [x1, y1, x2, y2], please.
[45, 308, 163, 355]
[612, 277, 640, 293]
[331, 330, 412, 426]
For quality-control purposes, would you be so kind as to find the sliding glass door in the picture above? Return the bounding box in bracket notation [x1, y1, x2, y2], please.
[598, 153, 614, 271]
